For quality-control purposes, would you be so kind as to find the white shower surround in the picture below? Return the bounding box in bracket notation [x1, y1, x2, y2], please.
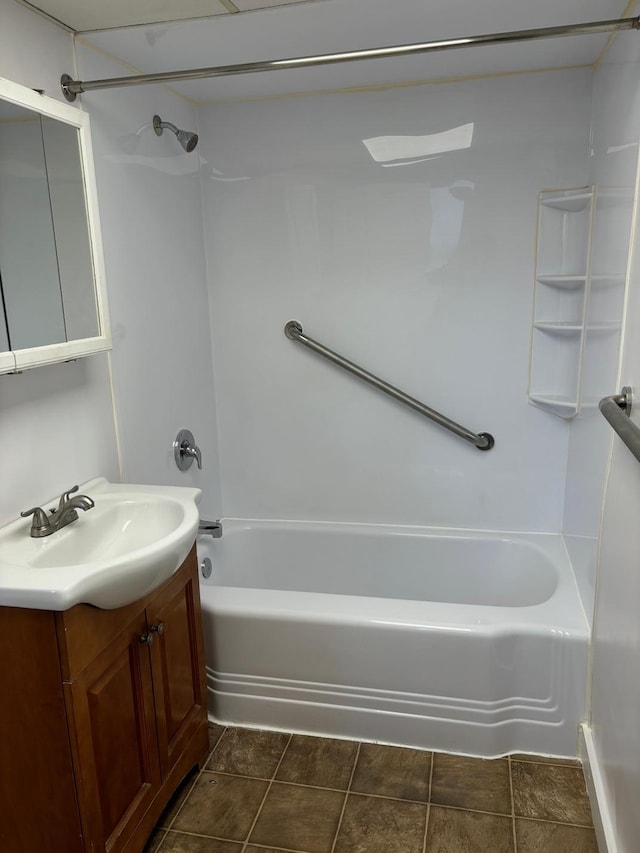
[200, 69, 593, 532]
[192, 69, 595, 760]
[198, 521, 588, 757]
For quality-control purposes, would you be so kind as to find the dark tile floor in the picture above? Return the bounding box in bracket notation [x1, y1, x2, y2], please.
[145, 724, 598, 853]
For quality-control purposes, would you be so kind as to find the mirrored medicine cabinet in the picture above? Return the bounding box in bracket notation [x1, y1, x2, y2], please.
[0, 76, 110, 374]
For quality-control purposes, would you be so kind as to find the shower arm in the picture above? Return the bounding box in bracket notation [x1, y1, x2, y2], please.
[61, 16, 639, 101]
[284, 321, 494, 451]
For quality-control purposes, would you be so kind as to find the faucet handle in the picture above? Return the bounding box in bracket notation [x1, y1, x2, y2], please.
[182, 441, 202, 470]
[20, 506, 51, 537]
[57, 485, 79, 511]
[174, 429, 203, 471]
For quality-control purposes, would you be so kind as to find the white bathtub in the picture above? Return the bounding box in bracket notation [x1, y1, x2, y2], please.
[197, 520, 589, 758]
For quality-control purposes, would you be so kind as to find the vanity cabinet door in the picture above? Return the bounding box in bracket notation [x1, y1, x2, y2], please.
[0, 607, 84, 853]
[64, 608, 162, 853]
[147, 549, 208, 778]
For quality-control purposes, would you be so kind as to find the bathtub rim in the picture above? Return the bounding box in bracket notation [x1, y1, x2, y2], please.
[215, 515, 582, 541]
[197, 520, 590, 636]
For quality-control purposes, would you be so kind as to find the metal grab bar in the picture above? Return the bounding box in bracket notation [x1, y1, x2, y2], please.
[284, 321, 494, 451]
[599, 387, 640, 462]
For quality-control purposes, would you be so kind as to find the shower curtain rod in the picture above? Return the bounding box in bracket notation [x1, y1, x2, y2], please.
[61, 16, 639, 101]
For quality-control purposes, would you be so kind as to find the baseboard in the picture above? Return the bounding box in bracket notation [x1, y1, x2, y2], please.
[580, 723, 617, 853]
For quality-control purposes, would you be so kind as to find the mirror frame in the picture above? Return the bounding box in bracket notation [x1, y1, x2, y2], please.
[0, 76, 110, 374]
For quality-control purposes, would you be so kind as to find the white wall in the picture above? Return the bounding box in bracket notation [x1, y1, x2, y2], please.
[587, 20, 640, 853]
[0, 0, 119, 526]
[200, 69, 592, 529]
[562, 26, 639, 626]
[74, 44, 223, 520]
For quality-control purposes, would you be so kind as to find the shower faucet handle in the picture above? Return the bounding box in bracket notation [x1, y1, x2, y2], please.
[183, 441, 202, 469]
[174, 429, 202, 471]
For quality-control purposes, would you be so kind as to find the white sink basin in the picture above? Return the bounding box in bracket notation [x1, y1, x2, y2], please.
[0, 478, 202, 610]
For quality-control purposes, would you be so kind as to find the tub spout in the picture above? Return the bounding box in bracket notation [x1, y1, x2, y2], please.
[199, 520, 222, 538]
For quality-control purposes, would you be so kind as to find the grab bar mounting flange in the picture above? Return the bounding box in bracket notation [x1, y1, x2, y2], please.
[612, 386, 632, 413]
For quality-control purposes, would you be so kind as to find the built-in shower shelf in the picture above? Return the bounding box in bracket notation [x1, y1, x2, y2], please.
[528, 394, 578, 418]
[533, 322, 621, 335]
[528, 185, 627, 418]
[535, 274, 586, 289]
[533, 322, 582, 335]
[539, 190, 592, 212]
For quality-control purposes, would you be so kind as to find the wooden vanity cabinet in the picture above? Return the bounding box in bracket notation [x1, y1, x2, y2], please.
[0, 545, 209, 853]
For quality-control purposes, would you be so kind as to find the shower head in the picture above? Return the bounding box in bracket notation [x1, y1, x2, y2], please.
[153, 114, 198, 152]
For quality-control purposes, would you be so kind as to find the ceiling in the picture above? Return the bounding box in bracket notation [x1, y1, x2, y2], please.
[17, 0, 325, 31]
[18, 0, 638, 102]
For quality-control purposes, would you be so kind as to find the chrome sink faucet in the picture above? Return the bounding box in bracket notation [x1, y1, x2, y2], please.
[21, 485, 95, 538]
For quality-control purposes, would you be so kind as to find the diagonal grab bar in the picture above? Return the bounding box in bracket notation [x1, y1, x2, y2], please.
[284, 321, 494, 451]
[599, 387, 640, 462]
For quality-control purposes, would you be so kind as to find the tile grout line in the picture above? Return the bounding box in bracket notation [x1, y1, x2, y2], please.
[511, 757, 581, 768]
[418, 801, 594, 829]
[509, 756, 518, 853]
[162, 828, 259, 843]
[152, 828, 168, 852]
[329, 741, 361, 853]
[208, 769, 438, 805]
[207, 726, 228, 761]
[240, 733, 293, 853]
[162, 826, 334, 853]
[239, 842, 313, 853]
[157, 725, 228, 841]
[412, 797, 513, 820]
[422, 752, 434, 853]
[515, 814, 595, 829]
[159, 772, 201, 833]
[200, 725, 229, 771]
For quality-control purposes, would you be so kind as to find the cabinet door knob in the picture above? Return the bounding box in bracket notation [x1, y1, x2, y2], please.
[139, 632, 154, 645]
[150, 622, 165, 636]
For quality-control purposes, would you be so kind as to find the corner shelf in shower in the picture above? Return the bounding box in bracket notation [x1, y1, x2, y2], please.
[533, 322, 621, 334]
[528, 394, 581, 418]
[537, 190, 593, 211]
[533, 322, 582, 335]
[528, 186, 627, 419]
[535, 275, 586, 288]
